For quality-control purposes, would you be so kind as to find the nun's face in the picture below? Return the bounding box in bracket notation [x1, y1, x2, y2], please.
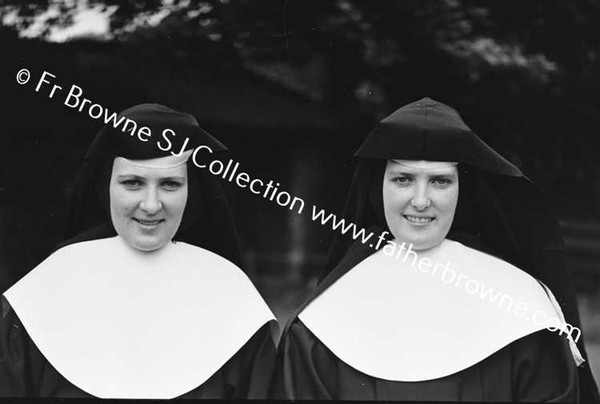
[109, 157, 188, 252]
[383, 160, 458, 250]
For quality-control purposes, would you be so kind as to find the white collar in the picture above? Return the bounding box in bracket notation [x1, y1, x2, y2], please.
[300, 239, 580, 381]
[4, 237, 275, 398]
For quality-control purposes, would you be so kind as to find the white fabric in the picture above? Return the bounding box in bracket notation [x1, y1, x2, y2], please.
[392, 160, 458, 169]
[537, 282, 585, 366]
[300, 239, 574, 381]
[4, 237, 275, 399]
[119, 149, 193, 169]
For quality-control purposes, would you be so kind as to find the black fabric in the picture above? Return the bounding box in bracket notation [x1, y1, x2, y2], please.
[355, 97, 523, 177]
[281, 97, 599, 402]
[83, 103, 227, 161]
[277, 320, 578, 401]
[0, 300, 278, 399]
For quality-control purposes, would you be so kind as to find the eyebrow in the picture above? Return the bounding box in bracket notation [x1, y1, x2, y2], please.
[387, 170, 457, 177]
[390, 159, 458, 167]
[116, 175, 143, 180]
[116, 175, 187, 181]
[161, 176, 187, 182]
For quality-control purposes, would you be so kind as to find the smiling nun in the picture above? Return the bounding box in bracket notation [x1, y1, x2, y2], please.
[0, 104, 278, 399]
[277, 98, 599, 402]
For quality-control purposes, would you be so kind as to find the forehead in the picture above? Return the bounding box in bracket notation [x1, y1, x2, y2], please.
[111, 157, 188, 178]
[386, 159, 458, 173]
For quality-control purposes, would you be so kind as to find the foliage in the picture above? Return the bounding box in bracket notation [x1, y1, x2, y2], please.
[2, 0, 600, 215]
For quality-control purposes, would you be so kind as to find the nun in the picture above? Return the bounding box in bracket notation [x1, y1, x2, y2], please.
[0, 104, 278, 399]
[278, 98, 599, 402]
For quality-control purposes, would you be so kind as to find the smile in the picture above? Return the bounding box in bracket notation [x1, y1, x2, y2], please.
[133, 218, 164, 226]
[403, 215, 434, 224]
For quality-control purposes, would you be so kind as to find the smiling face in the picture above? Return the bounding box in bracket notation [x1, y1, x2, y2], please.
[382, 159, 459, 251]
[109, 157, 188, 252]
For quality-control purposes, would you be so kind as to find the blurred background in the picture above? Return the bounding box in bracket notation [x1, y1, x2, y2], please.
[0, 0, 598, 387]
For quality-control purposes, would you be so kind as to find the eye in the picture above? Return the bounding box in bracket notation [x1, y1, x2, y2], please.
[120, 179, 143, 189]
[431, 177, 453, 187]
[391, 176, 412, 186]
[161, 180, 184, 190]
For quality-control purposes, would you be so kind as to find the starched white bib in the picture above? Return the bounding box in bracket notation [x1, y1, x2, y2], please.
[4, 237, 276, 399]
[300, 239, 581, 381]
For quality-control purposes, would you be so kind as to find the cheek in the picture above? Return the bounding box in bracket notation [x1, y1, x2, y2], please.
[382, 184, 409, 212]
[439, 189, 459, 217]
[382, 185, 410, 234]
[109, 188, 137, 216]
[166, 189, 188, 216]
[382, 185, 396, 219]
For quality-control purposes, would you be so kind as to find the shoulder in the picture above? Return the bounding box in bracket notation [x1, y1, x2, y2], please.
[53, 223, 116, 252]
[172, 241, 242, 268]
[509, 329, 580, 402]
[432, 239, 548, 299]
[36, 237, 117, 272]
[170, 241, 260, 287]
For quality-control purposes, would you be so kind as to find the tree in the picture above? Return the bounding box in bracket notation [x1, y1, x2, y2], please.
[3, 0, 600, 215]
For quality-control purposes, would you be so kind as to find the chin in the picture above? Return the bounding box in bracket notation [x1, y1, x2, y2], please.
[130, 238, 166, 252]
[136, 245, 162, 252]
[403, 234, 442, 251]
[410, 241, 436, 251]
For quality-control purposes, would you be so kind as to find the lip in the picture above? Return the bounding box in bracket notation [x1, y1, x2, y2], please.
[133, 218, 164, 227]
[403, 214, 435, 225]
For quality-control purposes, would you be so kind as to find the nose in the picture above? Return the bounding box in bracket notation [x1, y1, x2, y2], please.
[139, 187, 162, 214]
[411, 182, 431, 210]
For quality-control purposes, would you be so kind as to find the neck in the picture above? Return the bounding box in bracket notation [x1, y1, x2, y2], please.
[115, 236, 174, 259]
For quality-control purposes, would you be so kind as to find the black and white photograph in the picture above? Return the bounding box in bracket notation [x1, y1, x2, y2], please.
[0, 0, 599, 402]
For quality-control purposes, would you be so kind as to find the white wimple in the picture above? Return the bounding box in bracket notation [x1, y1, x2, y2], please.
[120, 149, 193, 169]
